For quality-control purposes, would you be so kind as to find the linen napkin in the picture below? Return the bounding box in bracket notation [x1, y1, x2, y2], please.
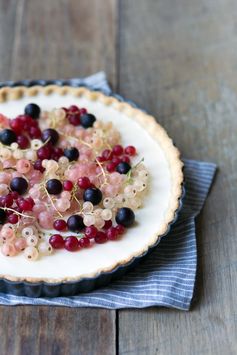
[0, 72, 217, 310]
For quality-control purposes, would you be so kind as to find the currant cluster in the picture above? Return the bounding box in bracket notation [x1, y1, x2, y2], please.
[0, 102, 149, 260]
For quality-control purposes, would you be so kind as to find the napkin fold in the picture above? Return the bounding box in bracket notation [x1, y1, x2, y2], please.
[0, 73, 217, 310]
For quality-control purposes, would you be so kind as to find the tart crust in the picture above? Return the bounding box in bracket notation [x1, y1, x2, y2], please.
[0, 85, 183, 283]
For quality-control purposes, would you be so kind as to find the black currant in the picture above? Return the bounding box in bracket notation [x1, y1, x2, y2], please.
[24, 103, 41, 119]
[80, 113, 96, 128]
[115, 207, 135, 227]
[0, 129, 17, 146]
[83, 187, 102, 205]
[46, 179, 63, 195]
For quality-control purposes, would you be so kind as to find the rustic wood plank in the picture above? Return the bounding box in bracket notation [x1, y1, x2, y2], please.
[10, 0, 117, 86]
[0, 0, 18, 81]
[0, 1, 117, 355]
[0, 306, 116, 355]
[118, 0, 237, 354]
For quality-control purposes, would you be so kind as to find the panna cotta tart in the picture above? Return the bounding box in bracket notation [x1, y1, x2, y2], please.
[0, 85, 183, 295]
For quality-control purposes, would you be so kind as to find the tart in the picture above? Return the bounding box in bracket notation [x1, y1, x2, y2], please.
[0, 85, 183, 287]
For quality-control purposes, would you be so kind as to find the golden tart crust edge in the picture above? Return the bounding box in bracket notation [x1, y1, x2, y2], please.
[0, 85, 183, 283]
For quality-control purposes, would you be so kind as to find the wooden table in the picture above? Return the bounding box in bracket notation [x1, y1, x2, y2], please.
[0, 1, 236, 354]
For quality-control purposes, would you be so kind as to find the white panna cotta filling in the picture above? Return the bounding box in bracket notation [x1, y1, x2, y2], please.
[0, 93, 173, 281]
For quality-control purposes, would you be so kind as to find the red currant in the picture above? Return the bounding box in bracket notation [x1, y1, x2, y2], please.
[1, 194, 13, 207]
[85, 226, 98, 239]
[26, 197, 35, 208]
[18, 198, 33, 211]
[64, 236, 79, 251]
[121, 155, 130, 164]
[49, 234, 65, 249]
[102, 149, 113, 161]
[103, 220, 113, 230]
[80, 108, 87, 115]
[10, 118, 23, 134]
[96, 156, 106, 163]
[106, 162, 116, 173]
[7, 213, 19, 224]
[95, 231, 108, 244]
[111, 157, 122, 166]
[125, 145, 136, 156]
[9, 191, 19, 200]
[115, 224, 125, 235]
[69, 113, 81, 126]
[63, 180, 73, 191]
[79, 237, 90, 248]
[53, 219, 67, 231]
[112, 144, 123, 156]
[29, 126, 41, 139]
[77, 176, 91, 189]
[51, 147, 63, 161]
[69, 105, 79, 113]
[34, 159, 45, 173]
[107, 227, 118, 240]
[17, 135, 30, 149]
[37, 145, 52, 160]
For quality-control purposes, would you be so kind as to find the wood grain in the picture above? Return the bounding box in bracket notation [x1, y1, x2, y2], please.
[0, 1, 117, 355]
[0, 306, 116, 355]
[9, 0, 117, 86]
[118, 0, 237, 354]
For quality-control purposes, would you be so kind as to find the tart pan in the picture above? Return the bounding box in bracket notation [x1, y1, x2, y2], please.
[0, 78, 184, 297]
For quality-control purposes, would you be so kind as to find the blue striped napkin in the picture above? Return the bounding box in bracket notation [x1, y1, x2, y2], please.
[0, 73, 217, 310]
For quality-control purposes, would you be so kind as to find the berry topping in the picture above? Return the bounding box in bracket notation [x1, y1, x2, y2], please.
[51, 147, 64, 161]
[83, 187, 102, 205]
[24, 103, 41, 119]
[121, 155, 131, 164]
[17, 135, 30, 149]
[53, 219, 67, 231]
[85, 225, 98, 239]
[63, 180, 73, 191]
[115, 207, 135, 227]
[49, 234, 65, 249]
[0, 129, 17, 145]
[80, 108, 87, 115]
[102, 149, 113, 161]
[125, 145, 136, 156]
[116, 162, 131, 174]
[68, 105, 79, 113]
[115, 224, 125, 235]
[95, 231, 107, 244]
[17, 198, 34, 211]
[10, 117, 23, 134]
[68, 113, 81, 126]
[37, 144, 52, 160]
[7, 213, 18, 224]
[29, 126, 41, 139]
[77, 176, 91, 189]
[103, 220, 113, 230]
[1, 194, 13, 207]
[33, 159, 45, 173]
[41, 128, 59, 145]
[80, 113, 96, 128]
[112, 145, 123, 156]
[107, 227, 118, 240]
[79, 237, 90, 248]
[106, 162, 116, 173]
[0, 103, 147, 261]
[46, 179, 63, 195]
[10, 177, 28, 195]
[64, 236, 79, 251]
[67, 215, 85, 232]
[64, 147, 79, 162]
